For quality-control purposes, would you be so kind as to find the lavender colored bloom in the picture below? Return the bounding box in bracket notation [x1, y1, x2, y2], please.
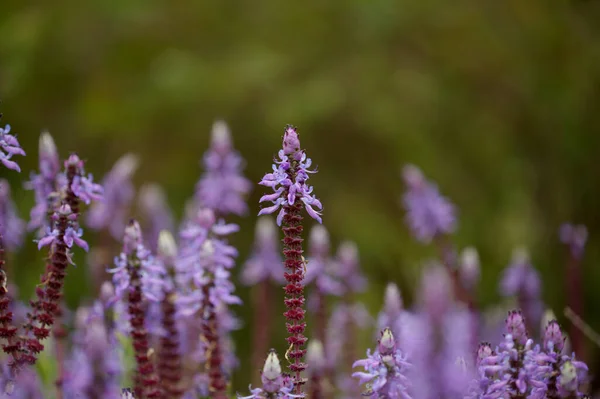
[65, 154, 104, 205]
[195, 120, 252, 216]
[325, 303, 371, 370]
[25, 132, 64, 233]
[440, 310, 477, 398]
[333, 241, 367, 294]
[138, 183, 175, 251]
[401, 164, 456, 243]
[87, 153, 138, 239]
[108, 220, 168, 303]
[352, 328, 412, 398]
[237, 350, 303, 398]
[0, 123, 26, 172]
[560, 223, 588, 260]
[418, 264, 452, 322]
[241, 217, 284, 285]
[0, 180, 25, 250]
[37, 204, 89, 252]
[258, 125, 322, 225]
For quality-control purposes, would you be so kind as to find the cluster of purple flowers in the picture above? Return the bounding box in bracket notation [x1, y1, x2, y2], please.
[0, 114, 594, 399]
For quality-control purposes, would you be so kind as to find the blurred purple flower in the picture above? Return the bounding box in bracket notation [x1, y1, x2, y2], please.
[25, 132, 65, 234]
[333, 241, 367, 295]
[241, 217, 284, 285]
[0, 360, 43, 398]
[377, 283, 403, 341]
[305, 225, 343, 298]
[401, 164, 456, 243]
[0, 180, 25, 251]
[559, 223, 588, 260]
[0, 124, 26, 172]
[138, 183, 175, 252]
[195, 120, 252, 216]
[87, 154, 138, 239]
[258, 125, 322, 225]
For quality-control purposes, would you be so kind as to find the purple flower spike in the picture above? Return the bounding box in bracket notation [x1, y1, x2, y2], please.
[258, 125, 322, 225]
[559, 224, 588, 260]
[352, 328, 412, 399]
[401, 164, 456, 243]
[87, 154, 138, 239]
[66, 154, 103, 205]
[195, 120, 252, 216]
[241, 217, 284, 285]
[0, 180, 25, 251]
[0, 123, 26, 172]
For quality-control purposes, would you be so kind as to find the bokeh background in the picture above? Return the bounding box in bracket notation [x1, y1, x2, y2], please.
[2, 0, 600, 392]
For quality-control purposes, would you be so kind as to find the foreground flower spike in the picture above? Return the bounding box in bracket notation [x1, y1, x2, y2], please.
[401, 164, 456, 244]
[87, 153, 139, 239]
[258, 125, 323, 392]
[352, 328, 412, 398]
[25, 131, 63, 234]
[500, 248, 543, 335]
[242, 217, 284, 383]
[0, 120, 26, 172]
[116, 220, 162, 399]
[238, 349, 302, 399]
[560, 223, 588, 359]
[0, 180, 25, 251]
[138, 184, 175, 252]
[195, 120, 252, 216]
[156, 231, 183, 398]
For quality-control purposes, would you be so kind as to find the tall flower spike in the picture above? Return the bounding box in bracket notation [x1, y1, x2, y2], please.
[25, 131, 64, 234]
[195, 120, 252, 216]
[258, 125, 323, 393]
[156, 231, 183, 398]
[237, 349, 302, 399]
[352, 328, 412, 398]
[0, 121, 26, 172]
[87, 154, 139, 239]
[401, 164, 456, 244]
[0, 180, 25, 251]
[111, 221, 163, 398]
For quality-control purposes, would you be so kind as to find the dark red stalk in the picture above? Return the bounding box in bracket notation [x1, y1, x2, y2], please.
[282, 200, 308, 392]
[251, 279, 273, 385]
[0, 236, 21, 366]
[127, 263, 162, 399]
[309, 374, 324, 399]
[200, 282, 228, 399]
[158, 290, 183, 399]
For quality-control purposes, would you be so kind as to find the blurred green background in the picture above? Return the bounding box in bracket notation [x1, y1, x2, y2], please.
[2, 0, 600, 390]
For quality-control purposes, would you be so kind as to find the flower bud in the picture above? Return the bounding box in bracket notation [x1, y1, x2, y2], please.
[309, 225, 330, 256]
[210, 120, 232, 154]
[282, 125, 301, 156]
[123, 219, 143, 255]
[383, 283, 403, 316]
[196, 208, 216, 229]
[307, 340, 326, 374]
[39, 131, 60, 179]
[476, 342, 493, 364]
[543, 320, 565, 353]
[261, 349, 283, 393]
[158, 230, 177, 261]
[378, 328, 396, 354]
[505, 310, 528, 346]
[460, 247, 480, 290]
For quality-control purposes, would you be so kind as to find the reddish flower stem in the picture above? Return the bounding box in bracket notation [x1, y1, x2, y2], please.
[0, 236, 21, 367]
[200, 282, 228, 399]
[158, 290, 183, 399]
[282, 201, 307, 392]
